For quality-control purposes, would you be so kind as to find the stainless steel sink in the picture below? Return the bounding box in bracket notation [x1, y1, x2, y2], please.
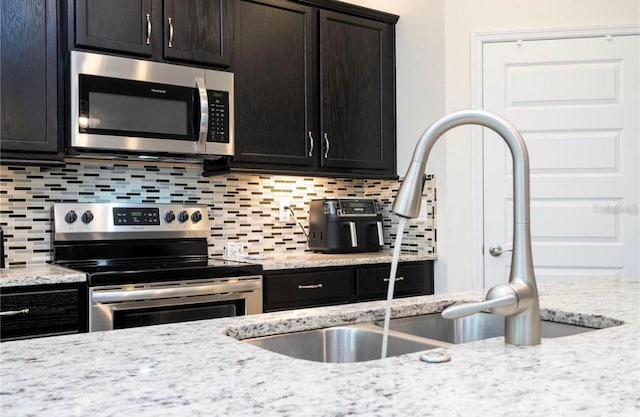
[242, 324, 441, 363]
[241, 312, 606, 363]
[376, 313, 598, 344]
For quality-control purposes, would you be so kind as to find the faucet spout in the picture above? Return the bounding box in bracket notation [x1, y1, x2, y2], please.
[392, 109, 541, 346]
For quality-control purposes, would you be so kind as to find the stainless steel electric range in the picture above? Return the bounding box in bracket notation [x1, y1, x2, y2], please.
[52, 203, 262, 332]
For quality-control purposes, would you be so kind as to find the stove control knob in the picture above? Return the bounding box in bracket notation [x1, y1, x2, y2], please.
[65, 210, 78, 224]
[164, 210, 176, 223]
[178, 210, 189, 223]
[191, 211, 202, 223]
[81, 210, 94, 224]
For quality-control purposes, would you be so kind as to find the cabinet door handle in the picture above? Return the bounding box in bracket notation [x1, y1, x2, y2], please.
[0, 308, 30, 316]
[146, 13, 151, 45]
[308, 131, 314, 157]
[383, 277, 404, 282]
[168, 17, 174, 48]
[323, 133, 330, 158]
[298, 284, 323, 289]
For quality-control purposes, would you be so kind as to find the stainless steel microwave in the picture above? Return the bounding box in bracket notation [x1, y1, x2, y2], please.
[69, 51, 234, 160]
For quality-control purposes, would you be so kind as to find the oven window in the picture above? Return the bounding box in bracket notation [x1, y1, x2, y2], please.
[89, 92, 188, 135]
[113, 300, 245, 329]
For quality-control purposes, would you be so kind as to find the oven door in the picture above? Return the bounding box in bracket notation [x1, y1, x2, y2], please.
[89, 277, 262, 332]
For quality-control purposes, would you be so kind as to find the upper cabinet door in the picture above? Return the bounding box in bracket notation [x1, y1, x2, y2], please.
[75, 0, 153, 56]
[233, 0, 316, 166]
[162, 0, 232, 67]
[319, 11, 395, 172]
[1, 0, 59, 154]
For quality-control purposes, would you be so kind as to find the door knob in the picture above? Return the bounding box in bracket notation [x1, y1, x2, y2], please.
[489, 244, 512, 257]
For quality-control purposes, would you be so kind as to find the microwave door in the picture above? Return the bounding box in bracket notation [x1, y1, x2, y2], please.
[75, 74, 201, 154]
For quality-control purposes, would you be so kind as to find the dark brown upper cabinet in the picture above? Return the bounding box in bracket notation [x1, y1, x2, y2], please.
[233, 0, 317, 166]
[162, 0, 232, 67]
[319, 10, 394, 172]
[231, 0, 397, 179]
[0, 0, 62, 163]
[73, 0, 232, 68]
[75, 0, 153, 56]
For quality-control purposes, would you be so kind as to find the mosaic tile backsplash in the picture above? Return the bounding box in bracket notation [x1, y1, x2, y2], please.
[0, 159, 436, 267]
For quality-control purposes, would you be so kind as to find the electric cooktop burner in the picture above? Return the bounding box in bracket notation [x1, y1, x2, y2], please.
[56, 257, 262, 286]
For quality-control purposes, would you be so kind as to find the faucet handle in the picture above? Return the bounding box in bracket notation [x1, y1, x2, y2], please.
[441, 284, 518, 320]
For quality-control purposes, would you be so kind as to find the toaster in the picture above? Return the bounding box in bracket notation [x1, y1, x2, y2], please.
[308, 198, 384, 253]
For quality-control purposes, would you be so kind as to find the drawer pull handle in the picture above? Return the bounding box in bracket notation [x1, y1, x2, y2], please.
[383, 276, 404, 282]
[0, 308, 30, 316]
[298, 284, 323, 289]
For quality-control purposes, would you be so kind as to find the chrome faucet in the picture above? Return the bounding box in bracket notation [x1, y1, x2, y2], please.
[392, 109, 541, 346]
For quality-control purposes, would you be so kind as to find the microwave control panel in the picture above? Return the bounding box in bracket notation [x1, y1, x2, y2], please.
[207, 90, 229, 143]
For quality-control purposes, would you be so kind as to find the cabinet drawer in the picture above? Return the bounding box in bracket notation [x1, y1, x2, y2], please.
[356, 262, 431, 298]
[1, 288, 80, 340]
[265, 269, 351, 308]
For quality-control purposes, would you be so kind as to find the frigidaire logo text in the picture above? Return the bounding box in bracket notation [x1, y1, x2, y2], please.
[151, 89, 167, 94]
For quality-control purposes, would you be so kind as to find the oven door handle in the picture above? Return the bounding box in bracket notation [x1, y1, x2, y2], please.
[195, 77, 209, 154]
[92, 280, 261, 304]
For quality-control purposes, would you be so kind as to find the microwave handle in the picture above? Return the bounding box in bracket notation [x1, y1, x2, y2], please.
[195, 77, 209, 153]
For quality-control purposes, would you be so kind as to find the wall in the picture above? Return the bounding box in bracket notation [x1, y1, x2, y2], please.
[0, 161, 435, 267]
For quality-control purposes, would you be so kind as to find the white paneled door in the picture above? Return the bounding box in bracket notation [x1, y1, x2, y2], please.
[483, 35, 639, 287]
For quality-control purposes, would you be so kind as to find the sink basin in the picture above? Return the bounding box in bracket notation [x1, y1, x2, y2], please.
[241, 312, 609, 363]
[242, 324, 441, 363]
[376, 313, 598, 344]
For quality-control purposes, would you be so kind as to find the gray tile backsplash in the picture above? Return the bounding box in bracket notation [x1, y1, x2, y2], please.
[0, 159, 435, 267]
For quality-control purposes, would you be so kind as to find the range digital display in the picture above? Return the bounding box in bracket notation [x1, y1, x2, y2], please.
[113, 207, 160, 226]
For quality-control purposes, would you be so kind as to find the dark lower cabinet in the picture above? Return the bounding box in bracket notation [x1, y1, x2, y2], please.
[264, 268, 351, 311]
[263, 260, 433, 312]
[0, 0, 62, 163]
[0, 283, 86, 341]
[355, 262, 433, 300]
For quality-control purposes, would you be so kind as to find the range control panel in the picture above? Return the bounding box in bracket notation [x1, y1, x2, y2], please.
[113, 207, 160, 226]
[53, 203, 210, 240]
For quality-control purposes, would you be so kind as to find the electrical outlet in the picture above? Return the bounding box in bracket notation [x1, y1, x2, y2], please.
[224, 242, 244, 259]
[418, 197, 430, 220]
[279, 199, 290, 222]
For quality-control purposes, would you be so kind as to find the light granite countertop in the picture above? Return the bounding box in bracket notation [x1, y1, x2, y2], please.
[255, 250, 437, 271]
[0, 251, 436, 287]
[1, 276, 638, 416]
[0, 264, 86, 287]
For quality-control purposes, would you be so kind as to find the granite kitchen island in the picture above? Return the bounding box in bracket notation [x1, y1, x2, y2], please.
[1, 276, 638, 416]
